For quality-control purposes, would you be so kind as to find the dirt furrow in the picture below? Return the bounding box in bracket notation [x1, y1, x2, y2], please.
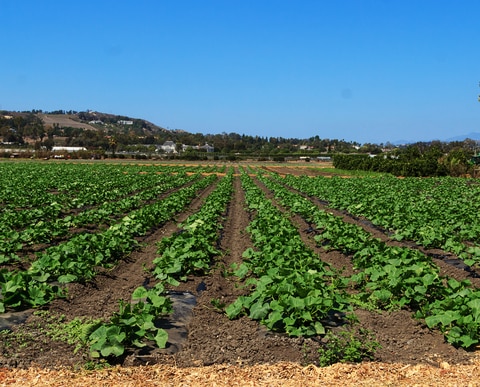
[163, 174, 320, 367]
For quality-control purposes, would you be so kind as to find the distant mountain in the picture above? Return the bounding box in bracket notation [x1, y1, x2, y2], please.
[446, 132, 480, 142]
[391, 139, 414, 146]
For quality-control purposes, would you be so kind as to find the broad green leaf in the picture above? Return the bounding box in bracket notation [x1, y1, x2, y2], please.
[58, 274, 77, 283]
[225, 298, 245, 319]
[30, 272, 50, 282]
[286, 296, 305, 310]
[154, 329, 169, 348]
[425, 310, 460, 328]
[371, 289, 392, 303]
[265, 310, 283, 328]
[233, 262, 250, 278]
[467, 298, 480, 321]
[314, 321, 325, 335]
[132, 286, 148, 300]
[249, 301, 270, 320]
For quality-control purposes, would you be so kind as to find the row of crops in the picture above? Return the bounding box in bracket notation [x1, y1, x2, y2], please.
[2, 161, 480, 362]
[256, 171, 480, 348]
[278, 174, 480, 266]
[0, 162, 226, 314]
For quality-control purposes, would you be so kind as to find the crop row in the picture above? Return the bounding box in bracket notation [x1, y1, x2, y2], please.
[87, 170, 235, 357]
[260, 172, 480, 348]
[0, 163, 224, 229]
[278, 174, 480, 267]
[0, 174, 218, 312]
[0, 172, 200, 265]
[226, 171, 351, 337]
[152, 170, 234, 285]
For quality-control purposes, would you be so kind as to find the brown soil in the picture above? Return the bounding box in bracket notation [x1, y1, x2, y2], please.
[40, 114, 99, 132]
[1, 166, 480, 385]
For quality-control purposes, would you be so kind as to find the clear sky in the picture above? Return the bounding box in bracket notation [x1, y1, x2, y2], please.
[1, 0, 479, 144]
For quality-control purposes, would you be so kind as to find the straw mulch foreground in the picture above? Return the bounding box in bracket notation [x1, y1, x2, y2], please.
[1, 361, 480, 387]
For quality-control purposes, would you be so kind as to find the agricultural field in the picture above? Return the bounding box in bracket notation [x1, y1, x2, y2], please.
[1, 160, 480, 383]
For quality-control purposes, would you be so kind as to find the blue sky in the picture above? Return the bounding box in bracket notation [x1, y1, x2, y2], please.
[1, 1, 479, 144]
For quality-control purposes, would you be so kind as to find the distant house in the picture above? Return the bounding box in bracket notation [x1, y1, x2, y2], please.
[200, 143, 214, 153]
[182, 143, 215, 153]
[117, 120, 133, 125]
[158, 141, 177, 153]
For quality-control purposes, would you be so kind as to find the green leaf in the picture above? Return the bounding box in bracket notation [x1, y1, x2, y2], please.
[132, 286, 148, 300]
[301, 310, 313, 322]
[154, 329, 169, 348]
[425, 310, 460, 328]
[314, 321, 325, 335]
[371, 289, 392, 303]
[4, 280, 22, 294]
[249, 301, 270, 320]
[455, 334, 478, 348]
[264, 310, 283, 328]
[233, 262, 250, 278]
[225, 298, 245, 319]
[30, 272, 50, 282]
[89, 325, 126, 357]
[467, 298, 480, 321]
[149, 293, 170, 310]
[58, 274, 77, 283]
[27, 286, 47, 306]
[286, 296, 305, 310]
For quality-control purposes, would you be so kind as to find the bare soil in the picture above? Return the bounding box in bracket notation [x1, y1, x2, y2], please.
[1, 166, 479, 384]
[40, 114, 99, 132]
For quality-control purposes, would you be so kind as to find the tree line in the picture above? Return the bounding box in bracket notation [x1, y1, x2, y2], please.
[1, 110, 479, 177]
[333, 140, 478, 177]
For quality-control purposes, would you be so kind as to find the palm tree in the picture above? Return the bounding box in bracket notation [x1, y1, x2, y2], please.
[108, 136, 118, 157]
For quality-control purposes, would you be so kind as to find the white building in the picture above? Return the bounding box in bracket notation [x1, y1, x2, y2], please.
[158, 141, 177, 153]
[52, 146, 87, 152]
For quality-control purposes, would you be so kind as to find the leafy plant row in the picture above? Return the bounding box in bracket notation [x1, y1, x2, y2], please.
[226, 172, 352, 337]
[152, 171, 234, 285]
[0, 163, 225, 228]
[279, 174, 480, 267]
[0, 163, 158, 226]
[0, 175, 218, 312]
[262, 172, 480, 348]
[0, 172, 199, 265]
[88, 283, 173, 358]
[87, 170, 235, 358]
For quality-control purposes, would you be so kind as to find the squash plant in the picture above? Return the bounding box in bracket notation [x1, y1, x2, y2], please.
[89, 284, 172, 358]
[226, 172, 352, 337]
[153, 172, 234, 285]
[264, 171, 480, 348]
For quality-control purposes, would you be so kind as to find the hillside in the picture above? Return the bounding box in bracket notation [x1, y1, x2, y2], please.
[39, 111, 171, 137]
[40, 114, 99, 131]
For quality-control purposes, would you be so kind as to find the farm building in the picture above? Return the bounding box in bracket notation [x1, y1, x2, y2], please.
[52, 146, 87, 152]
